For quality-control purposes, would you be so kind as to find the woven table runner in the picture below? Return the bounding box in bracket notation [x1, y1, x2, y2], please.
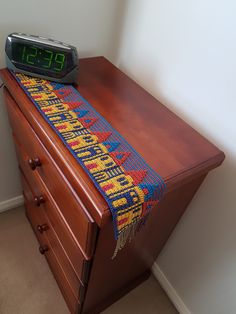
[14, 72, 166, 257]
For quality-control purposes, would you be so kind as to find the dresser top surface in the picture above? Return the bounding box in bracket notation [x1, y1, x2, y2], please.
[0, 57, 224, 223]
[76, 57, 224, 179]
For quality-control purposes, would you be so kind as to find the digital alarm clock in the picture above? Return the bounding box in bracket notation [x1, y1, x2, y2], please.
[5, 33, 79, 83]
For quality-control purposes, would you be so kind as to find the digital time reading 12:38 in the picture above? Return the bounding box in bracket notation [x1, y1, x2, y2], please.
[5, 33, 79, 83]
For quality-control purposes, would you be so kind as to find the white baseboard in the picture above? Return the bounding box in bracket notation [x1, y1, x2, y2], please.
[0, 195, 24, 213]
[152, 262, 191, 314]
[0, 196, 191, 314]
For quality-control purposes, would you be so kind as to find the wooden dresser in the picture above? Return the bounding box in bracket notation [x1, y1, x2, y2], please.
[0, 57, 224, 314]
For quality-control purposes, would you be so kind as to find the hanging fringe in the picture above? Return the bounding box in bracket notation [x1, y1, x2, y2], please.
[112, 218, 145, 259]
[112, 213, 152, 259]
[13, 73, 166, 261]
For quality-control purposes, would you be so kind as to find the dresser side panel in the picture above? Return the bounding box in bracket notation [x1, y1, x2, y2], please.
[82, 174, 206, 313]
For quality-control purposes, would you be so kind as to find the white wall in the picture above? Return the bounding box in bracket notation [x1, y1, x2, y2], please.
[1, 1, 236, 313]
[111, 0, 236, 313]
[0, 0, 121, 205]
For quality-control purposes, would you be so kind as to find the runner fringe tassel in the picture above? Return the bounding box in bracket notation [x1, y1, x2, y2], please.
[112, 219, 145, 259]
[14, 72, 166, 259]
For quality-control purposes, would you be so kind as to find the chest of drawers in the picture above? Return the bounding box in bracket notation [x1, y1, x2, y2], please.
[0, 57, 224, 314]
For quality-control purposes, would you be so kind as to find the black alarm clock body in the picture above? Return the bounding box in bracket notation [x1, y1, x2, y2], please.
[5, 33, 79, 83]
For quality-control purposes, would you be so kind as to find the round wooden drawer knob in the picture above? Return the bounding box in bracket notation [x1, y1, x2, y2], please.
[28, 157, 41, 170]
[34, 196, 45, 207]
[39, 245, 49, 255]
[37, 224, 49, 234]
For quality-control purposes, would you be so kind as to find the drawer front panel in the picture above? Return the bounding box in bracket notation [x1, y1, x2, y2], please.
[21, 173, 85, 305]
[5, 90, 97, 258]
[44, 245, 81, 314]
[17, 141, 90, 283]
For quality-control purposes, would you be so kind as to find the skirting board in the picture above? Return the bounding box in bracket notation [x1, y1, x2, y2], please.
[0, 196, 191, 314]
[152, 262, 191, 314]
[0, 195, 24, 213]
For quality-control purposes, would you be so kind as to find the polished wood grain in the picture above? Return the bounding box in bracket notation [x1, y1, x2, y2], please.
[0, 58, 225, 225]
[0, 69, 108, 226]
[82, 174, 206, 313]
[1, 57, 225, 314]
[21, 173, 83, 311]
[15, 136, 90, 284]
[4, 88, 97, 259]
[76, 58, 225, 187]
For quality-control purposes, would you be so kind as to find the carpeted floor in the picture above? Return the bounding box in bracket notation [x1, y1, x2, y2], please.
[0, 206, 178, 314]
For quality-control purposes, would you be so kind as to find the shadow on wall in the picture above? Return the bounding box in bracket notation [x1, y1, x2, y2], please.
[0, 89, 22, 201]
[105, 0, 130, 63]
[157, 150, 236, 311]
[110, 2, 236, 312]
[117, 43, 236, 313]
[0, 24, 50, 202]
[113, 28, 236, 311]
[0, 0, 127, 203]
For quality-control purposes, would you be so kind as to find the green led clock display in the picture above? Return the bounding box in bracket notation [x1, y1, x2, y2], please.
[13, 43, 66, 72]
[6, 33, 78, 83]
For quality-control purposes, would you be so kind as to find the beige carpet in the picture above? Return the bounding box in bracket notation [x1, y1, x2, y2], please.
[0, 207, 178, 314]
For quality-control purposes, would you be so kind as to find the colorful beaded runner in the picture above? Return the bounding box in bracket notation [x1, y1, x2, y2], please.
[14, 72, 166, 257]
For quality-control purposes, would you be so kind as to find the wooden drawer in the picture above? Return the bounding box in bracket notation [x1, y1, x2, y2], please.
[44, 245, 81, 314]
[16, 138, 90, 283]
[5, 90, 97, 258]
[0, 57, 225, 314]
[21, 173, 84, 311]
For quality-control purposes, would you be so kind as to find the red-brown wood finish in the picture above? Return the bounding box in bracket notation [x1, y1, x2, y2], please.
[16, 139, 90, 284]
[21, 173, 82, 312]
[0, 57, 225, 314]
[82, 174, 206, 313]
[4, 89, 97, 259]
[0, 58, 224, 225]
